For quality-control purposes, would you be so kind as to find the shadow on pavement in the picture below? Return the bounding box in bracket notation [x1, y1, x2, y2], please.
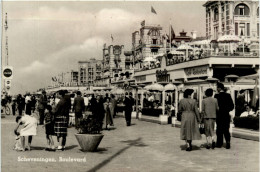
[180, 144, 201, 151]
[30, 146, 46, 151]
[87, 137, 148, 172]
[65, 145, 78, 150]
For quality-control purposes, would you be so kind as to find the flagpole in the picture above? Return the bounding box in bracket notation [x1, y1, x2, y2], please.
[170, 19, 172, 52]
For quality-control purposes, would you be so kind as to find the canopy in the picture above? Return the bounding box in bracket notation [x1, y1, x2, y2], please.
[190, 40, 211, 45]
[217, 35, 241, 43]
[177, 44, 193, 50]
[169, 50, 185, 55]
[155, 53, 165, 57]
[111, 87, 124, 94]
[143, 56, 156, 62]
[239, 73, 259, 80]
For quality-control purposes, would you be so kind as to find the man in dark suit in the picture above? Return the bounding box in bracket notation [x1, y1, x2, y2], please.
[73, 91, 85, 127]
[214, 82, 234, 149]
[123, 92, 134, 126]
[38, 90, 47, 125]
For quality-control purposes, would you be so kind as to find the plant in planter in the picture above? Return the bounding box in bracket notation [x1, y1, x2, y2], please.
[75, 116, 104, 152]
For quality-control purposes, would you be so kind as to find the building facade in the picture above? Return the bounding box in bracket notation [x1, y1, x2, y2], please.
[78, 58, 102, 88]
[204, 0, 259, 41]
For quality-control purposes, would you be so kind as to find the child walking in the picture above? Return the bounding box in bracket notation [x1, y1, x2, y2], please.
[43, 105, 56, 151]
[14, 112, 37, 151]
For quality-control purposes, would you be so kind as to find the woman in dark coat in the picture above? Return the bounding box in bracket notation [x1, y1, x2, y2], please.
[95, 95, 105, 127]
[54, 90, 68, 151]
[178, 89, 201, 151]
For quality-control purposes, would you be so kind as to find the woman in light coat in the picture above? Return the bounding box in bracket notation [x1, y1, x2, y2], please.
[179, 89, 201, 151]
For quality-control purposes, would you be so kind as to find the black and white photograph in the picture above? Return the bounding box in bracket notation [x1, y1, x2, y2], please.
[1, 0, 259, 171]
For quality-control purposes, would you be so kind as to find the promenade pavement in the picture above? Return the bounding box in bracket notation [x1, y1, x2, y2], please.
[1, 114, 259, 172]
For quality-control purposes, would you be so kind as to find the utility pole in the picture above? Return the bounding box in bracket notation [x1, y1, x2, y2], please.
[4, 13, 8, 66]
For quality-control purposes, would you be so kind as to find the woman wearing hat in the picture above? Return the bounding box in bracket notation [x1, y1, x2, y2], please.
[178, 89, 201, 151]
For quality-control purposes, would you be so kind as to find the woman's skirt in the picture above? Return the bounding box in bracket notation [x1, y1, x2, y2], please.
[180, 111, 201, 140]
[204, 118, 215, 137]
[54, 116, 68, 137]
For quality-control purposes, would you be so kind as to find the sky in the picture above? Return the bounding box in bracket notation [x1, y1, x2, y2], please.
[1, 0, 207, 95]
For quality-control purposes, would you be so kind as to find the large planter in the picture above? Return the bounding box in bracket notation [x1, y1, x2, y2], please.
[75, 133, 104, 152]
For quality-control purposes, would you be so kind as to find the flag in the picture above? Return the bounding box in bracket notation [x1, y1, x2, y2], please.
[170, 25, 175, 41]
[151, 6, 157, 14]
[111, 34, 114, 42]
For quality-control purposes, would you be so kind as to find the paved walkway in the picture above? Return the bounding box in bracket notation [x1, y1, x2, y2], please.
[1, 115, 259, 172]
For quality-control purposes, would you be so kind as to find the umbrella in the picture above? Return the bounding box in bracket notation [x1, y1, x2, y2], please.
[206, 77, 219, 83]
[225, 75, 239, 82]
[150, 83, 164, 92]
[164, 83, 176, 92]
[218, 35, 241, 56]
[144, 84, 153, 90]
[186, 79, 206, 84]
[177, 44, 193, 58]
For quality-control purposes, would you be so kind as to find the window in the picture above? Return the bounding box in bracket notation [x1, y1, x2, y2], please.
[152, 39, 157, 44]
[257, 7, 259, 17]
[247, 23, 250, 36]
[214, 8, 219, 21]
[234, 4, 250, 16]
[239, 23, 245, 36]
[235, 23, 238, 35]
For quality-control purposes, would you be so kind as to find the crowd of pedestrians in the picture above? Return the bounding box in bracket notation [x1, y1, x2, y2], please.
[11, 89, 136, 152]
[7, 81, 258, 152]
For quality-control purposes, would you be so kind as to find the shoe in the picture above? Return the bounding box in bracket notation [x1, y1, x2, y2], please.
[186, 147, 191, 151]
[212, 142, 216, 149]
[226, 143, 230, 149]
[206, 145, 210, 149]
[57, 146, 64, 151]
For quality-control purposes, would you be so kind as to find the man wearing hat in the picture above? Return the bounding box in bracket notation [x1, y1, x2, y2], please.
[214, 82, 234, 149]
[38, 90, 48, 125]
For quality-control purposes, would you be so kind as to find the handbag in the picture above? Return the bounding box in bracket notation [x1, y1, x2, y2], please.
[199, 123, 205, 135]
[177, 111, 182, 121]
